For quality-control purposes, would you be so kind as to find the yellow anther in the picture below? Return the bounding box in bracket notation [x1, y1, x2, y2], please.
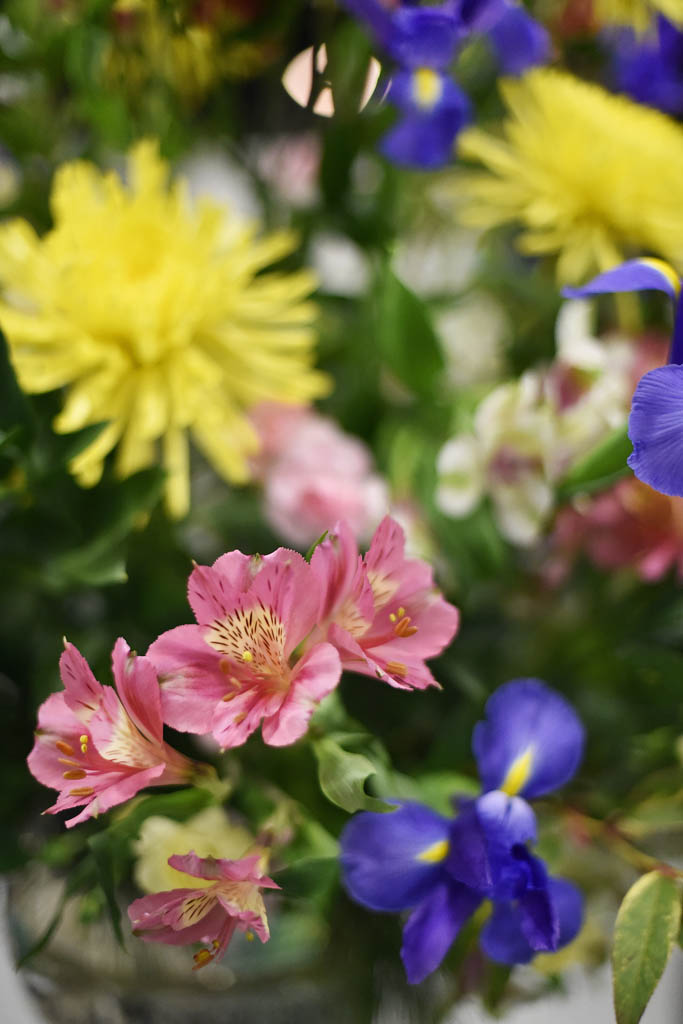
[69, 786, 95, 797]
[62, 769, 87, 780]
[233, 712, 247, 725]
[386, 660, 407, 677]
[389, 613, 397, 623]
[55, 740, 75, 756]
[79, 734, 89, 754]
[212, 939, 220, 949]
[397, 607, 405, 618]
[246, 931, 255, 942]
[241, 650, 254, 663]
[192, 947, 214, 970]
[394, 616, 418, 638]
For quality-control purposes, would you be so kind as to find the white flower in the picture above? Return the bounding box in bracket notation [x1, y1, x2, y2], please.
[133, 806, 253, 894]
[437, 372, 556, 546]
[435, 300, 637, 547]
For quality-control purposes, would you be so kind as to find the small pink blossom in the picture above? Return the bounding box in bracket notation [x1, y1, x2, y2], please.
[552, 478, 683, 584]
[250, 403, 388, 547]
[147, 548, 342, 749]
[309, 516, 460, 690]
[27, 639, 195, 828]
[128, 851, 278, 969]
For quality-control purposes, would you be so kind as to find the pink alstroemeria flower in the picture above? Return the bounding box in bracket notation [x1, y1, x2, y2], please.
[147, 549, 342, 749]
[128, 851, 278, 969]
[310, 516, 459, 690]
[28, 639, 195, 827]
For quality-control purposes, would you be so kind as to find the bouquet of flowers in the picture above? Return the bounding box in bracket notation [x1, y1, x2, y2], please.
[3, 1, 683, 1022]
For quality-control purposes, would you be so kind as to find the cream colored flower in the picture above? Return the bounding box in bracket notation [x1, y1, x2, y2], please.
[133, 805, 253, 893]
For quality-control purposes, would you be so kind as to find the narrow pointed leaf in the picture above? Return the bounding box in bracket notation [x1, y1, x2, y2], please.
[558, 425, 632, 500]
[612, 870, 681, 1024]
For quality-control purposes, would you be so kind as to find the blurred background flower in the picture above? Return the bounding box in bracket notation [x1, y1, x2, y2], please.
[0, 140, 327, 518]
[458, 69, 683, 281]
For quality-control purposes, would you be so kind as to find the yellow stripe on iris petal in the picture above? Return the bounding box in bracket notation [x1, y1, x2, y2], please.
[417, 838, 450, 863]
[500, 746, 534, 796]
[638, 258, 681, 297]
[412, 68, 443, 110]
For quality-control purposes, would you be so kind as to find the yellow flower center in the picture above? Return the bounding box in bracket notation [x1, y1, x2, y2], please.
[412, 68, 443, 110]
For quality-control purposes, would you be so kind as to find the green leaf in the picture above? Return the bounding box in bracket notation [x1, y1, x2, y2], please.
[42, 467, 164, 590]
[0, 330, 33, 446]
[313, 736, 394, 814]
[305, 530, 328, 563]
[374, 265, 444, 400]
[326, 20, 374, 121]
[107, 787, 216, 843]
[87, 830, 125, 947]
[49, 422, 110, 470]
[483, 962, 512, 1012]
[557, 425, 632, 500]
[274, 857, 339, 900]
[16, 855, 98, 967]
[612, 870, 682, 1024]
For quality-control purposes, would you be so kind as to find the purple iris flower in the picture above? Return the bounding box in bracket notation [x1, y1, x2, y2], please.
[340, 679, 585, 983]
[338, 0, 550, 168]
[613, 17, 683, 119]
[564, 259, 683, 497]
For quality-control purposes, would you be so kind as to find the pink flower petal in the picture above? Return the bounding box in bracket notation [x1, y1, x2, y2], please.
[251, 548, 321, 652]
[111, 637, 164, 744]
[261, 642, 341, 746]
[188, 551, 253, 623]
[148, 624, 229, 735]
[59, 642, 103, 722]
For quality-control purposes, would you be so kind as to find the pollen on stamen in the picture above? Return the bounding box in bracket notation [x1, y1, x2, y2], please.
[192, 947, 214, 970]
[386, 660, 408, 676]
[63, 769, 87, 780]
[389, 612, 397, 623]
[79, 734, 89, 755]
[69, 786, 95, 797]
[55, 740, 75, 756]
[394, 616, 419, 638]
[242, 650, 254, 663]
[246, 931, 255, 942]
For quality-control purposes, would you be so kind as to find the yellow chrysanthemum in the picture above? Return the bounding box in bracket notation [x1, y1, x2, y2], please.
[105, 0, 270, 101]
[457, 69, 683, 283]
[0, 141, 328, 517]
[594, 0, 683, 31]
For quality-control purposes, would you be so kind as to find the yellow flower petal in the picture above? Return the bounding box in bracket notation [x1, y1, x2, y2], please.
[458, 70, 683, 283]
[0, 140, 326, 515]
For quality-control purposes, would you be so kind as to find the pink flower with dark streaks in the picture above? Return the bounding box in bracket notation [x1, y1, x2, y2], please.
[28, 639, 195, 827]
[147, 548, 341, 750]
[128, 851, 278, 969]
[309, 516, 459, 690]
